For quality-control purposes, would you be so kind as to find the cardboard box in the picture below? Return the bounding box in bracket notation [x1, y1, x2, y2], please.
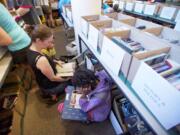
[106, 28, 170, 80]
[144, 26, 180, 64]
[157, 5, 178, 20]
[143, 3, 159, 16]
[106, 12, 136, 26]
[129, 59, 180, 130]
[81, 15, 110, 38]
[88, 20, 129, 51]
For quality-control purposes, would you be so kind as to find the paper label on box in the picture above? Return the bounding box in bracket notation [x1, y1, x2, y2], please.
[125, 2, 134, 11]
[132, 62, 180, 129]
[88, 25, 99, 50]
[175, 11, 180, 23]
[160, 7, 176, 20]
[119, 1, 124, 10]
[134, 3, 144, 13]
[100, 36, 125, 76]
[144, 5, 156, 16]
[81, 18, 88, 37]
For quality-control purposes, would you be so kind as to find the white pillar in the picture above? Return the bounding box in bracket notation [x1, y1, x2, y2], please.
[71, 0, 102, 54]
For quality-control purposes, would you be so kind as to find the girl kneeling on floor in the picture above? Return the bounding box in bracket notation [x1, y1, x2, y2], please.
[59, 69, 113, 122]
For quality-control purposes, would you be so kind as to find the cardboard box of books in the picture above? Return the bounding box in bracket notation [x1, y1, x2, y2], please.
[81, 15, 110, 38]
[122, 18, 162, 31]
[144, 26, 180, 65]
[105, 12, 136, 26]
[156, 5, 178, 21]
[109, 28, 170, 80]
[88, 20, 129, 51]
[62, 4, 71, 16]
[128, 55, 180, 130]
[125, 2, 135, 12]
[133, 1, 145, 14]
[99, 31, 129, 77]
[144, 26, 180, 45]
[143, 3, 159, 16]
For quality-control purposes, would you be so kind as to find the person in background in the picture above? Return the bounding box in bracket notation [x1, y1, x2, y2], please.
[102, 2, 113, 14]
[0, 3, 31, 64]
[71, 69, 113, 122]
[58, 0, 70, 17]
[13, 0, 40, 25]
[34, 0, 55, 28]
[27, 24, 71, 99]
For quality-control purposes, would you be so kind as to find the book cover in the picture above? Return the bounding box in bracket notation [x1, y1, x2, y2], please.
[69, 91, 82, 109]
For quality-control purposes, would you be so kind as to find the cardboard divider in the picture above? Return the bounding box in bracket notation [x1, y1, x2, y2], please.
[122, 18, 163, 31]
[81, 15, 110, 37]
[106, 12, 136, 26]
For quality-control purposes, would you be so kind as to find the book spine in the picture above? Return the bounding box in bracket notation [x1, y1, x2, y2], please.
[155, 65, 171, 73]
[112, 37, 133, 54]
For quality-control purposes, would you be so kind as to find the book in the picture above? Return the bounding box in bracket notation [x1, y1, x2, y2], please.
[112, 37, 144, 54]
[61, 86, 87, 121]
[143, 53, 168, 66]
[56, 62, 75, 77]
[69, 91, 82, 109]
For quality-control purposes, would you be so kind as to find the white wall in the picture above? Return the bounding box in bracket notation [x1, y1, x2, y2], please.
[71, 0, 102, 54]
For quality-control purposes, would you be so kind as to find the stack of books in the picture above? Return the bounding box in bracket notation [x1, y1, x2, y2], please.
[143, 53, 180, 90]
[163, 69, 180, 90]
[112, 37, 145, 53]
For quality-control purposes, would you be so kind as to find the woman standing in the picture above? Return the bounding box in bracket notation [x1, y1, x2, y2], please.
[0, 3, 31, 64]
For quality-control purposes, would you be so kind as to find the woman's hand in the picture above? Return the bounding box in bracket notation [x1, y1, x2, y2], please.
[54, 59, 64, 67]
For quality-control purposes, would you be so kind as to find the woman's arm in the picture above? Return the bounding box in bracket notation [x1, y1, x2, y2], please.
[36, 56, 68, 82]
[0, 27, 12, 46]
[16, 8, 30, 16]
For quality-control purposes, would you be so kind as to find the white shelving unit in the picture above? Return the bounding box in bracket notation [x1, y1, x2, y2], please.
[78, 32, 170, 135]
